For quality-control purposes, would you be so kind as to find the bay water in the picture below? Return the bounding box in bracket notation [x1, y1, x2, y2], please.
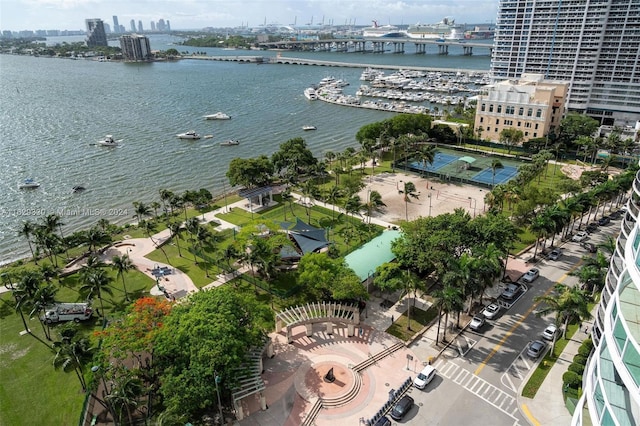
[0, 34, 491, 264]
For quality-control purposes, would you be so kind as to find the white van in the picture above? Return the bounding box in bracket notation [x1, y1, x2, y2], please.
[413, 365, 436, 389]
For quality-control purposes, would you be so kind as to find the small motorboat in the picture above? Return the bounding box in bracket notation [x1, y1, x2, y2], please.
[220, 139, 240, 146]
[176, 131, 201, 140]
[18, 178, 40, 189]
[302, 125, 317, 131]
[204, 112, 231, 120]
[96, 135, 120, 146]
[72, 185, 86, 193]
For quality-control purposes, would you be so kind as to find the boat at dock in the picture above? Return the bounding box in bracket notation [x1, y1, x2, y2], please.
[176, 131, 201, 140]
[304, 87, 318, 100]
[204, 112, 231, 120]
[220, 139, 240, 146]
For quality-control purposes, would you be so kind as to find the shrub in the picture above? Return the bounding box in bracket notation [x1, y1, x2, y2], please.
[568, 362, 585, 375]
[573, 354, 587, 365]
[578, 344, 593, 357]
[579, 338, 593, 352]
[563, 371, 582, 389]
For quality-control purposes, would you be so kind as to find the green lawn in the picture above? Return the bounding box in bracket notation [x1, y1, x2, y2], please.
[387, 304, 439, 342]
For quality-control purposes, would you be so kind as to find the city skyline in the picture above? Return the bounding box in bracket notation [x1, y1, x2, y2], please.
[0, 0, 498, 32]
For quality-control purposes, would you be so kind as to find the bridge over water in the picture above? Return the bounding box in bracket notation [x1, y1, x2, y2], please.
[258, 37, 493, 56]
[183, 55, 487, 74]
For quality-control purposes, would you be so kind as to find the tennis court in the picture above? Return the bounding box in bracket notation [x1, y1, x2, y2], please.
[403, 147, 521, 187]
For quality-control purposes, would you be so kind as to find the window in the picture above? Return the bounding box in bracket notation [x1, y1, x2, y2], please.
[525, 122, 531, 128]
[496, 119, 500, 124]
[518, 107, 524, 115]
[494, 128, 498, 132]
[480, 117, 484, 123]
[536, 109, 542, 117]
[481, 103, 486, 111]
[518, 121, 522, 127]
[497, 105, 502, 113]
[527, 108, 533, 116]
[489, 104, 494, 112]
[525, 132, 529, 136]
[535, 123, 539, 129]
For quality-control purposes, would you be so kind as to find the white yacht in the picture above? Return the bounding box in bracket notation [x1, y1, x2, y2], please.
[304, 87, 318, 100]
[176, 131, 201, 140]
[18, 178, 40, 189]
[302, 125, 317, 131]
[204, 112, 231, 120]
[97, 135, 119, 147]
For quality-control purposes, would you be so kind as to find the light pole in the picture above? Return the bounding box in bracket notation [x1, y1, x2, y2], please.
[215, 371, 224, 424]
[468, 197, 477, 218]
[222, 179, 229, 213]
[428, 193, 432, 217]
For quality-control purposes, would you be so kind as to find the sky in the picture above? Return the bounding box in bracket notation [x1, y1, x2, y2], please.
[0, 0, 499, 32]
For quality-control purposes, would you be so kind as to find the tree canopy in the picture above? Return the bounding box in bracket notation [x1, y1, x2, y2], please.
[153, 287, 272, 419]
[226, 156, 274, 188]
[297, 252, 368, 301]
[271, 138, 318, 178]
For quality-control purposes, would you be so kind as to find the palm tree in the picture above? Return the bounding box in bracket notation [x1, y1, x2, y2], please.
[106, 373, 144, 426]
[18, 220, 37, 263]
[112, 254, 135, 301]
[167, 221, 183, 257]
[80, 268, 113, 319]
[133, 201, 152, 223]
[150, 201, 161, 219]
[159, 188, 175, 215]
[415, 144, 437, 176]
[401, 181, 420, 221]
[2, 273, 31, 334]
[343, 195, 364, 226]
[529, 214, 553, 260]
[433, 283, 464, 344]
[490, 159, 503, 188]
[280, 188, 295, 221]
[325, 185, 343, 223]
[30, 284, 57, 340]
[299, 179, 320, 223]
[364, 190, 386, 224]
[185, 217, 202, 265]
[53, 337, 95, 391]
[84, 226, 111, 254]
[534, 284, 592, 340]
[42, 213, 68, 259]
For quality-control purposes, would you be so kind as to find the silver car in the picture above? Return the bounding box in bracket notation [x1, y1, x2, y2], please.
[481, 303, 501, 320]
[527, 340, 547, 359]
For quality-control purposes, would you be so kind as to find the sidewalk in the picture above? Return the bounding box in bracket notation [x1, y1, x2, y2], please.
[517, 310, 595, 426]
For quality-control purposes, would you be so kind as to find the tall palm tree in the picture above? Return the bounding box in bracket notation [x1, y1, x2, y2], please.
[402, 181, 420, 221]
[84, 226, 111, 254]
[159, 188, 175, 215]
[280, 188, 294, 221]
[133, 201, 152, 223]
[534, 284, 592, 340]
[42, 213, 68, 259]
[18, 220, 37, 263]
[150, 201, 161, 219]
[299, 179, 320, 223]
[433, 283, 464, 344]
[325, 185, 343, 223]
[185, 217, 202, 265]
[490, 159, 503, 188]
[112, 254, 135, 301]
[2, 273, 31, 334]
[167, 221, 183, 257]
[415, 144, 437, 177]
[106, 373, 144, 426]
[364, 190, 386, 224]
[53, 337, 95, 392]
[30, 284, 57, 340]
[80, 268, 113, 318]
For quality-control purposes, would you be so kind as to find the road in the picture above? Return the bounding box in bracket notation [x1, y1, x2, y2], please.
[398, 220, 618, 426]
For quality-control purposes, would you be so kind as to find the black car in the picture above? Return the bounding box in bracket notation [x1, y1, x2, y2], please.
[373, 416, 392, 426]
[586, 222, 599, 233]
[609, 211, 621, 220]
[390, 395, 414, 420]
[581, 242, 597, 253]
[598, 216, 611, 226]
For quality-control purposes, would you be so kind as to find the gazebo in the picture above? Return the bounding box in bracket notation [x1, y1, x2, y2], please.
[457, 156, 476, 171]
[238, 186, 273, 213]
[279, 218, 330, 259]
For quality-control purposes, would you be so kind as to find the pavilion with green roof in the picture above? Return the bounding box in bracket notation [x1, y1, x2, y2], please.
[344, 230, 402, 283]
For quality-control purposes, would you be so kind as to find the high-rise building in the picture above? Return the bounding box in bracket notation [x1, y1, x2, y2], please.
[138, 20, 143, 33]
[112, 15, 120, 33]
[157, 19, 166, 32]
[571, 168, 640, 425]
[150, 21, 156, 31]
[166, 20, 171, 31]
[85, 19, 107, 47]
[491, 0, 640, 127]
[119, 34, 152, 61]
[130, 19, 136, 32]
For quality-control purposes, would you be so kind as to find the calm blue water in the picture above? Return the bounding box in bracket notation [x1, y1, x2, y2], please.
[0, 34, 491, 264]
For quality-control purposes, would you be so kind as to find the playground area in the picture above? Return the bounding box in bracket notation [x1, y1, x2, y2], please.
[404, 148, 521, 187]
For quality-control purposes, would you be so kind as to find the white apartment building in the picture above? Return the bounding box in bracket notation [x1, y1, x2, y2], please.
[491, 0, 640, 127]
[119, 34, 152, 61]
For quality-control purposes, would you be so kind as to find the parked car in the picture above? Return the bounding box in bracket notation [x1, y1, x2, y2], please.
[586, 222, 599, 233]
[572, 231, 588, 242]
[413, 365, 437, 389]
[481, 303, 501, 320]
[598, 216, 611, 226]
[501, 283, 520, 300]
[548, 249, 562, 260]
[390, 395, 414, 420]
[373, 416, 392, 426]
[542, 324, 558, 341]
[522, 268, 540, 283]
[527, 340, 547, 359]
[609, 210, 621, 220]
[469, 313, 486, 331]
[581, 242, 597, 253]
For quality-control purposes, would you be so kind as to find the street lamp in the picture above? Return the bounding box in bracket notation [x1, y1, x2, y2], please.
[428, 194, 432, 217]
[215, 371, 224, 424]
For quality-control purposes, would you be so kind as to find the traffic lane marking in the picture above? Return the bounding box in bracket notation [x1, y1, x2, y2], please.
[521, 403, 541, 426]
[474, 261, 582, 376]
